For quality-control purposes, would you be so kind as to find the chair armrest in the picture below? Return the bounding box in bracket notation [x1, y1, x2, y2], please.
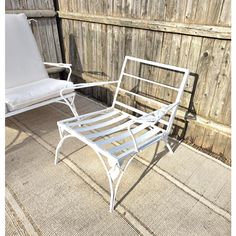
[59, 81, 119, 112]
[127, 101, 180, 152]
[44, 62, 72, 68]
[60, 81, 119, 96]
[44, 62, 72, 81]
[132, 101, 180, 125]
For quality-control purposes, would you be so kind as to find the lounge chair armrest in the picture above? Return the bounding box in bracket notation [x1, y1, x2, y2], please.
[44, 62, 72, 68]
[44, 62, 72, 81]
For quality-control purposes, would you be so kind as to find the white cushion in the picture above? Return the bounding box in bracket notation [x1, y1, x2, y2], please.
[5, 13, 48, 89]
[6, 78, 74, 112]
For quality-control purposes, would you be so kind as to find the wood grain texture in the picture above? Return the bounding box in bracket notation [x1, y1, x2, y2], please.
[58, 11, 231, 39]
[5, 9, 56, 17]
[197, 39, 227, 119]
[194, 38, 215, 115]
[209, 41, 231, 125]
[9, 0, 231, 162]
[58, 0, 231, 162]
[218, 0, 231, 26]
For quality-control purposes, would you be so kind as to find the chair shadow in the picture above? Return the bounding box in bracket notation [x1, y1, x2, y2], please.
[68, 33, 115, 104]
[125, 66, 199, 142]
[69, 33, 110, 80]
[5, 121, 36, 156]
[5, 128, 22, 151]
[5, 120, 85, 162]
[170, 72, 199, 143]
[60, 37, 200, 208]
[5, 117, 34, 154]
[5, 108, 78, 157]
[114, 73, 199, 209]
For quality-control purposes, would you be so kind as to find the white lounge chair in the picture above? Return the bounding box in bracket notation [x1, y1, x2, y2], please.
[5, 13, 78, 117]
[55, 56, 189, 212]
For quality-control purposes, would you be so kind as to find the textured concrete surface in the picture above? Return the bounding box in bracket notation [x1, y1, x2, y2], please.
[5, 94, 231, 236]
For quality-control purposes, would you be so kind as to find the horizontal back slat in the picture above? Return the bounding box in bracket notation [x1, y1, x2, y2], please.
[123, 72, 180, 91]
[113, 56, 188, 130]
[58, 0, 231, 163]
[126, 56, 188, 73]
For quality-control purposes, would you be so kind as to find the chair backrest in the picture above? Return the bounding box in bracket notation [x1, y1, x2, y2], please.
[5, 13, 48, 89]
[112, 56, 189, 135]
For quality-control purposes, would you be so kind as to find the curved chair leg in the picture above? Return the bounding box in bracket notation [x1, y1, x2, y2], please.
[55, 134, 74, 165]
[94, 150, 117, 212]
[95, 150, 136, 212]
[55, 93, 79, 117]
[164, 138, 174, 154]
[111, 154, 136, 210]
[58, 126, 65, 139]
[68, 95, 79, 117]
[166, 142, 174, 154]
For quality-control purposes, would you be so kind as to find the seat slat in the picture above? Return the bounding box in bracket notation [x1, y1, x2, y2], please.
[108, 128, 161, 154]
[68, 109, 120, 127]
[95, 123, 151, 146]
[116, 133, 164, 160]
[61, 108, 112, 125]
[75, 113, 129, 132]
[85, 120, 134, 139]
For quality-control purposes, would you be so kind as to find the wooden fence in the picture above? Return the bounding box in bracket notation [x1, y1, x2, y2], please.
[6, 0, 231, 164]
[57, 0, 231, 164]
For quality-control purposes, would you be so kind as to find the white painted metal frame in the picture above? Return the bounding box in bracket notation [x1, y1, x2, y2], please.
[5, 92, 77, 118]
[5, 18, 78, 118]
[5, 62, 78, 118]
[55, 56, 189, 212]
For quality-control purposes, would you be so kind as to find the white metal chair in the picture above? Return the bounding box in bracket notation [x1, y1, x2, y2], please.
[5, 13, 78, 117]
[55, 56, 189, 212]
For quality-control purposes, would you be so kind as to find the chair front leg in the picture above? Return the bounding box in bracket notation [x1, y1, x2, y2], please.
[64, 94, 79, 117]
[163, 134, 174, 154]
[94, 151, 125, 212]
[55, 134, 74, 165]
[68, 94, 79, 117]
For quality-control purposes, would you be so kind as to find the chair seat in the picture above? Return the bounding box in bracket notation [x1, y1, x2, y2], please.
[58, 108, 164, 164]
[6, 78, 74, 112]
[54, 56, 189, 212]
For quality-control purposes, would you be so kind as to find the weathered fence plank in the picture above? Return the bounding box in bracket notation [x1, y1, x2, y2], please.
[194, 38, 215, 114]
[10, 0, 230, 163]
[5, 9, 56, 17]
[209, 41, 231, 125]
[58, 12, 231, 39]
[218, 0, 231, 26]
[58, 0, 231, 163]
[198, 39, 227, 119]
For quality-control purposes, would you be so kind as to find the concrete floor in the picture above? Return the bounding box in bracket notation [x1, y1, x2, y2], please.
[5, 94, 231, 236]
